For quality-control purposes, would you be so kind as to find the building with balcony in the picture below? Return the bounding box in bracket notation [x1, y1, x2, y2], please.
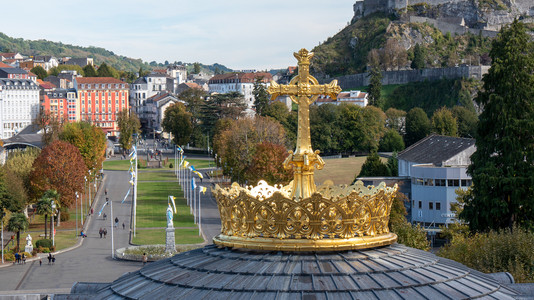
[0, 78, 40, 139]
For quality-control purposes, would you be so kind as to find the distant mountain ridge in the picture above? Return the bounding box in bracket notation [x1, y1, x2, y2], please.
[0, 32, 232, 74]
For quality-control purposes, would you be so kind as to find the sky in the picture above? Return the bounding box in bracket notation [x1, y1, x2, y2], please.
[2, 0, 355, 70]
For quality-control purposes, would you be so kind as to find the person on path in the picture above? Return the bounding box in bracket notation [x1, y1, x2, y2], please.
[91, 208, 93, 215]
[47, 253, 52, 265]
[103, 228, 107, 238]
[142, 253, 148, 265]
[99, 228, 103, 238]
[105, 188, 108, 196]
[39, 258, 42, 266]
[14, 253, 19, 264]
[22, 253, 26, 264]
[52, 256, 55, 265]
[114, 217, 119, 228]
[122, 222, 125, 230]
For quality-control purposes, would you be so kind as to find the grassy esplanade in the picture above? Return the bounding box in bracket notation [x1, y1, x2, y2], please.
[130, 169, 203, 245]
[104, 158, 212, 171]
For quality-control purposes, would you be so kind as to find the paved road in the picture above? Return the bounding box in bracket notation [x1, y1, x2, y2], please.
[0, 169, 142, 294]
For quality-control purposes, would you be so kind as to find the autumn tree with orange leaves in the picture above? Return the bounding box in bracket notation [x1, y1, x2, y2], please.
[29, 140, 87, 212]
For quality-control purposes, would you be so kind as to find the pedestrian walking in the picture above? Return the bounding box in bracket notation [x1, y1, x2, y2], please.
[22, 253, 26, 264]
[114, 217, 119, 228]
[122, 222, 125, 230]
[142, 253, 148, 265]
[99, 228, 103, 238]
[14, 253, 19, 264]
[90, 208, 93, 215]
[47, 253, 52, 265]
[103, 228, 107, 238]
[52, 256, 55, 265]
[105, 188, 108, 196]
[39, 258, 42, 266]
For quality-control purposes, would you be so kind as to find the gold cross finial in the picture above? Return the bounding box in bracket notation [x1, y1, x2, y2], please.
[267, 48, 341, 199]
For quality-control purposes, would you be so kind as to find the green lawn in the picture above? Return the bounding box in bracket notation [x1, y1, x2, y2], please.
[138, 171, 177, 181]
[131, 228, 203, 245]
[104, 158, 213, 171]
[136, 181, 193, 228]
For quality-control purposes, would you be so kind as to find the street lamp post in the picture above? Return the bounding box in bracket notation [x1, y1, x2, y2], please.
[75, 192, 79, 237]
[51, 200, 57, 247]
[108, 198, 114, 259]
[1, 211, 5, 264]
[132, 133, 138, 237]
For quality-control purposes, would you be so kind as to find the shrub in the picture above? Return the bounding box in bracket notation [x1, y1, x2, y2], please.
[438, 226, 534, 283]
[4, 252, 14, 261]
[169, 163, 174, 168]
[36, 239, 53, 249]
[392, 220, 430, 251]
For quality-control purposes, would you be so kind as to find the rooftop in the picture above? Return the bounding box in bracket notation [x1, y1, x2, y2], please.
[398, 134, 475, 166]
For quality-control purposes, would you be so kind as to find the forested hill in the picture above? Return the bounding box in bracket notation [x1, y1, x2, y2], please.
[0, 32, 232, 74]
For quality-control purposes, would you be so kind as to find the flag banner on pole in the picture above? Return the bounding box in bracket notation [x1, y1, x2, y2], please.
[191, 177, 196, 190]
[121, 188, 131, 203]
[200, 186, 207, 194]
[189, 165, 196, 172]
[193, 170, 203, 179]
[129, 146, 137, 158]
[98, 202, 108, 216]
[169, 196, 177, 213]
[183, 161, 189, 168]
[177, 146, 183, 154]
[180, 156, 186, 166]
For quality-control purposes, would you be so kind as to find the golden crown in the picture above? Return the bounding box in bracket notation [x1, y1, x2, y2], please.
[212, 49, 397, 251]
[212, 180, 398, 251]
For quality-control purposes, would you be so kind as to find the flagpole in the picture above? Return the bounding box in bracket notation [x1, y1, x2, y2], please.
[199, 188, 202, 236]
[110, 199, 114, 259]
[133, 143, 138, 237]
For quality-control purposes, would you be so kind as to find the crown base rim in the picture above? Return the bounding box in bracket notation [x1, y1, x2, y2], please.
[213, 233, 397, 252]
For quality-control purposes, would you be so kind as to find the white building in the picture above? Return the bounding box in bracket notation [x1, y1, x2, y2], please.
[398, 135, 475, 227]
[208, 72, 272, 114]
[0, 78, 40, 139]
[140, 92, 184, 136]
[315, 90, 368, 107]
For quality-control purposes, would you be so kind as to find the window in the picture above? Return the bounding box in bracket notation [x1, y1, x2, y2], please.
[413, 178, 423, 185]
[88, 84, 91, 89]
[435, 179, 446, 186]
[461, 179, 472, 187]
[424, 179, 434, 186]
[429, 202, 433, 210]
[436, 202, 441, 210]
[418, 201, 422, 209]
[448, 179, 460, 187]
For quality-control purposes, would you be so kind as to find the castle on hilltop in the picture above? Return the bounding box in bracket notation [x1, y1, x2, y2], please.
[353, 0, 534, 33]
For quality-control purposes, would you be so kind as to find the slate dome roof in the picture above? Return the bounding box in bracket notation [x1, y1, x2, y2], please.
[62, 243, 520, 299]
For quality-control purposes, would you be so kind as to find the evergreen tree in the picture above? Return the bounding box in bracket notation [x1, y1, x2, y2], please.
[367, 66, 383, 109]
[97, 62, 114, 77]
[83, 64, 97, 77]
[356, 151, 391, 179]
[411, 43, 425, 69]
[193, 62, 201, 74]
[31, 66, 47, 80]
[253, 77, 270, 116]
[451, 106, 478, 138]
[462, 20, 534, 231]
[405, 107, 431, 146]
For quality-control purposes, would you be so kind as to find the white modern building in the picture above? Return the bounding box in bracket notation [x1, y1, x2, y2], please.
[0, 78, 40, 139]
[315, 90, 368, 107]
[208, 72, 272, 114]
[398, 135, 475, 227]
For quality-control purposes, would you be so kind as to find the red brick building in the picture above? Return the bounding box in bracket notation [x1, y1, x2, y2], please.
[75, 77, 129, 136]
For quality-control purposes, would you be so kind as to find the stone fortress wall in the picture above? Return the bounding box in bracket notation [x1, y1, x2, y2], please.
[318, 65, 490, 90]
[353, 0, 534, 37]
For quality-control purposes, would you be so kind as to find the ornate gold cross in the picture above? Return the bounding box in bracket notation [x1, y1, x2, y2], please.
[268, 48, 341, 199]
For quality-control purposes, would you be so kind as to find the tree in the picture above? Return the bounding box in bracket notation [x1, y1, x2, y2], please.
[48, 65, 84, 77]
[201, 92, 247, 137]
[431, 107, 458, 136]
[97, 62, 117, 78]
[462, 20, 534, 231]
[60, 122, 106, 173]
[35, 110, 63, 146]
[193, 62, 201, 74]
[246, 142, 293, 185]
[451, 106, 478, 138]
[253, 77, 270, 116]
[340, 104, 386, 153]
[117, 110, 141, 152]
[2, 168, 27, 213]
[367, 66, 383, 109]
[385, 108, 406, 134]
[388, 191, 430, 250]
[411, 43, 426, 69]
[29, 141, 87, 209]
[30, 66, 47, 80]
[379, 129, 405, 152]
[356, 151, 391, 178]
[3, 148, 40, 193]
[0, 169, 14, 213]
[310, 104, 343, 154]
[405, 107, 430, 146]
[214, 117, 287, 184]
[35, 190, 59, 239]
[83, 64, 97, 77]
[162, 103, 193, 146]
[6, 213, 29, 251]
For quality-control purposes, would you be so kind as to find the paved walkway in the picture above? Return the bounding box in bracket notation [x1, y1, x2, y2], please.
[0, 169, 142, 293]
[0, 152, 223, 296]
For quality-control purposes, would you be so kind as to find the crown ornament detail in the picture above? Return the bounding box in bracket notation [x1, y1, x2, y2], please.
[212, 49, 398, 251]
